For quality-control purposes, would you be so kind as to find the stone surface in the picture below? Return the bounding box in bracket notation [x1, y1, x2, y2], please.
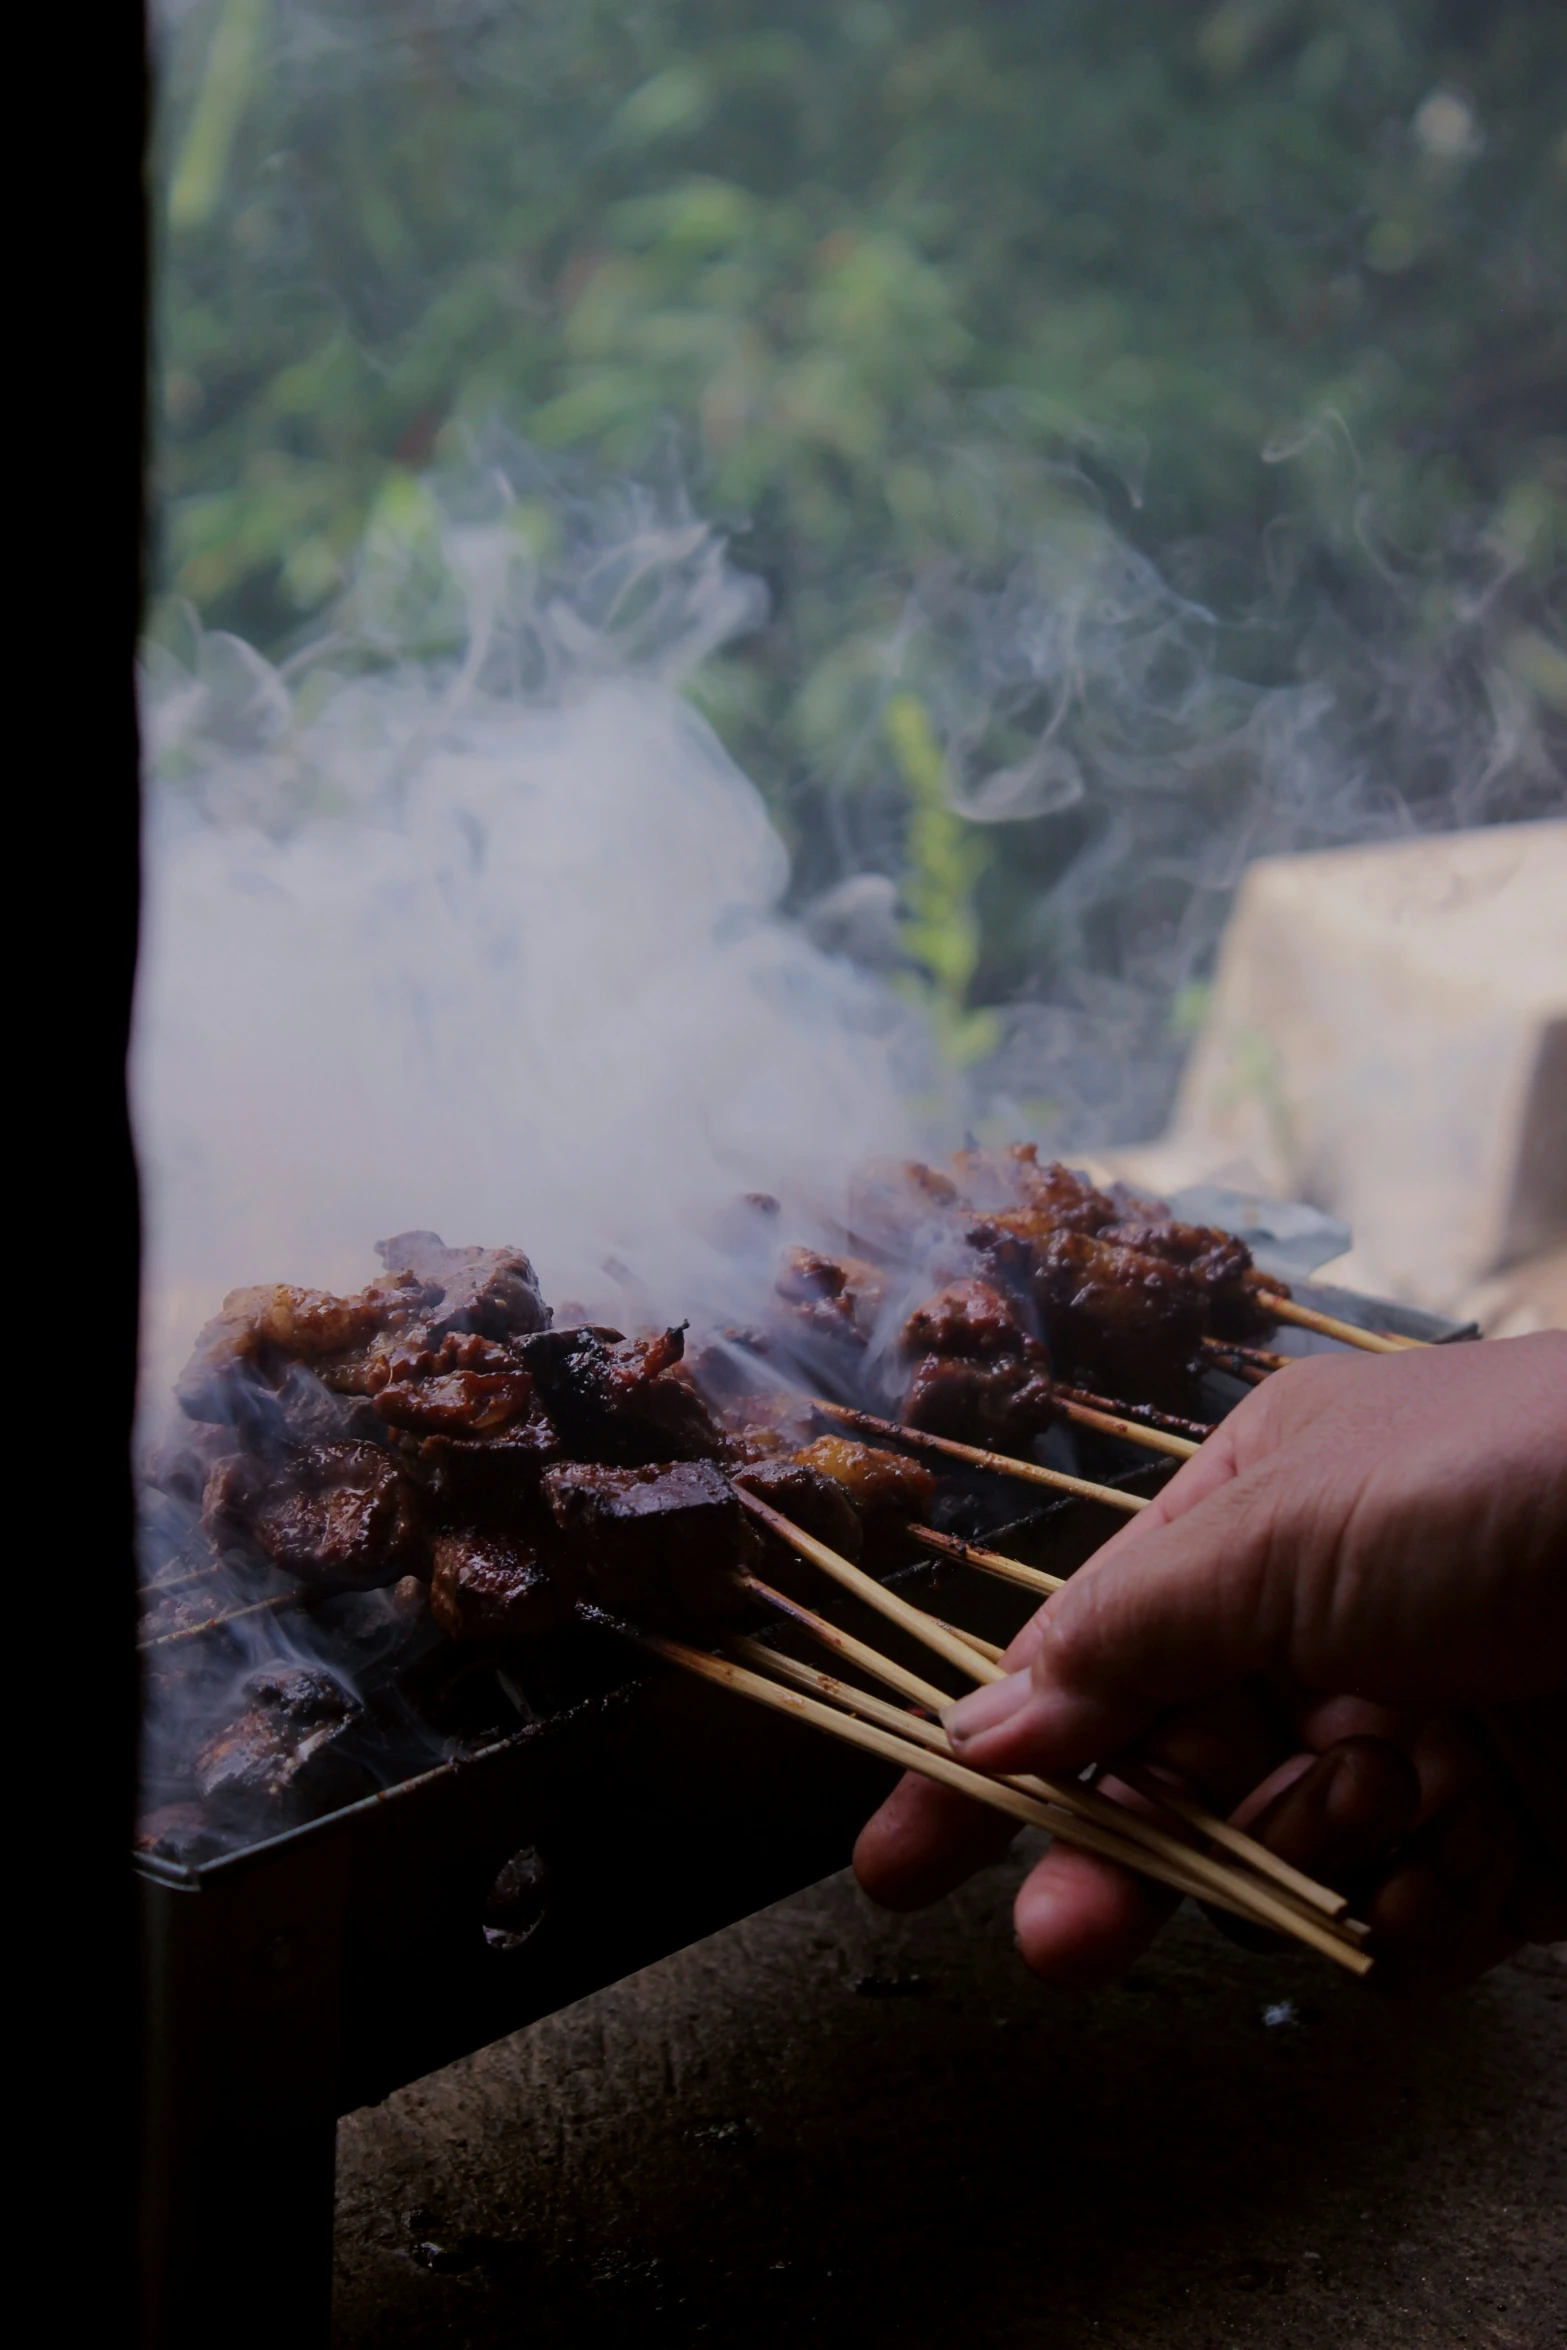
[334, 1838, 1566, 2347]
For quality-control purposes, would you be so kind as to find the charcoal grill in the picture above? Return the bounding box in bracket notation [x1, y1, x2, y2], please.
[136, 1280, 1471, 2348]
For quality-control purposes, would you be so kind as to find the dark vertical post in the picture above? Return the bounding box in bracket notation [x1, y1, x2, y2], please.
[32, 0, 147, 2340]
[138, 1841, 348, 2350]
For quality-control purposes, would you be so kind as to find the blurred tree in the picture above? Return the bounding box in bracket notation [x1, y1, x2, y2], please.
[150, 0, 1565, 1132]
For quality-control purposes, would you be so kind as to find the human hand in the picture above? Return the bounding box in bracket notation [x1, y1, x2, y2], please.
[853, 1333, 1567, 1991]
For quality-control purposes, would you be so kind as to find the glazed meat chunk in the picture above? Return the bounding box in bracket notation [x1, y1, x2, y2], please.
[903, 1352, 1057, 1451]
[375, 1231, 550, 1340]
[731, 1459, 865, 1561]
[899, 1278, 1056, 1451]
[901, 1278, 1032, 1359]
[399, 1413, 564, 1533]
[518, 1324, 725, 1464]
[176, 1276, 428, 1423]
[202, 1442, 425, 1588]
[1030, 1229, 1208, 1400]
[542, 1458, 752, 1631]
[773, 1249, 888, 1350]
[429, 1530, 573, 1643]
[193, 1667, 368, 1821]
[1104, 1217, 1283, 1340]
[373, 1331, 543, 1437]
[949, 1145, 1115, 1233]
[792, 1437, 937, 1521]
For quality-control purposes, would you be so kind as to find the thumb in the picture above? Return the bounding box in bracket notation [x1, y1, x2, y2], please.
[942, 1464, 1294, 1775]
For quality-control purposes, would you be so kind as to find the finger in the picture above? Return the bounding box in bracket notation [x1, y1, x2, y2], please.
[1012, 1838, 1178, 1990]
[949, 1339, 1567, 1787]
[1136, 1679, 1298, 1817]
[943, 1464, 1299, 1777]
[852, 1769, 1017, 1910]
[1237, 1736, 1422, 1888]
[1369, 1789, 1523, 1995]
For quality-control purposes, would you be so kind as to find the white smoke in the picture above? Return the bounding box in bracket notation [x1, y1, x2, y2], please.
[134, 492, 931, 1416]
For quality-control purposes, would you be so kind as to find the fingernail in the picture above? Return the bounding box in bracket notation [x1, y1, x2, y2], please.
[943, 1670, 1033, 1747]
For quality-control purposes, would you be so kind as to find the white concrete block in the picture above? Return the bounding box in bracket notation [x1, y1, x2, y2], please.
[1107, 822, 1567, 1314]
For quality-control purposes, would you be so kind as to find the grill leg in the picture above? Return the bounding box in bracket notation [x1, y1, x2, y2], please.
[138, 1837, 347, 2349]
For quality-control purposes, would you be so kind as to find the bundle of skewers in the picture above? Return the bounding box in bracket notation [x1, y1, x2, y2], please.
[136, 1150, 1426, 1972]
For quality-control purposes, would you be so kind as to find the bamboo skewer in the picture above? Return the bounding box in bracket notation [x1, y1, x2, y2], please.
[737, 1485, 1019, 1680]
[1054, 1395, 1199, 1461]
[1199, 1338, 1290, 1373]
[907, 1523, 1066, 1598]
[1058, 1385, 1213, 1442]
[647, 1633, 1369, 1974]
[140, 1560, 229, 1602]
[1108, 1760, 1361, 1928]
[926, 1613, 1005, 1664]
[729, 1635, 1358, 1949]
[740, 1501, 1352, 1927]
[138, 1588, 310, 1651]
[806, 1398, 1149, 1513]
[1260, 1295, 1423, 1354]
[734, 1571, 960, 1712]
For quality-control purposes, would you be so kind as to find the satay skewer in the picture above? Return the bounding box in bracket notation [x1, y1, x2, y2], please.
[1058, 1384, 1214, 1442]
[729, 1635, 1361, 1948]
[805, 1398, 1150, 1512]
[1199, 1347, 1270, 1387]
[1199, 1338, 1290, 1373]
[1260, 1295, 1423, 1354]
[739, 1497, 1352, 1926]
[140, 1560, 229, 1602]
[735, 1570, 962, 1711]
[737, 1484, 1026, 1679]
[138, 1588, 310, 1651]
[646, 1634, 1368, 1973]
[923, 1611, 1005, 1662]
[1053, 1395, 1199, 1461]
[907, 1522, 1066, 1598]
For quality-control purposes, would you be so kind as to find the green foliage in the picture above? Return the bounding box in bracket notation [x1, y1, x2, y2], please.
[883, 692, 1002, 1065]
[150, 0, 1566, 1109]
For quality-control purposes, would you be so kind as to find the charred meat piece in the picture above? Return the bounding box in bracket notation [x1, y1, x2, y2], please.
[792, 1437, 937, 1523]
[948, 1145, 1115, 1233]
[1005, 1148, 1118, 1232]
[542, 1458, 752, 1631]
[732, 1459, 865, 1562]
[177, 1275, 431, 1423]
[1030, 1229, 1208, 1400]
[202, 1442, 425, 1588]
[898, 1277, 1055, 1452]
[1207, 1266, 1286, 1342]
[374, 1331, 543, 1437]
[193, 1666, 369, 1820]
[375, 1231, 550, 1341]
[1106, 1217, 1251, 1285]
[400, 1411, 564, 1532]
[518, 1325, 725, 1465]
[717, 1388, 817, 1467]
[847, 1158, 961, 1254]
[901, 1278, 1033, 1360]
[1105, 1217, 1283, 1340]
[429, 1530, 573, 1643]
[903, 1352, 1057, 1452]
[773, 1248, 888, 1349]
[684, 1327, 775, 1404]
